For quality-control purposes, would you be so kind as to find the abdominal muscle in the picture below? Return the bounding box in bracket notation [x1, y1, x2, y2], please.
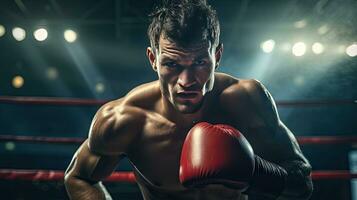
[133, 169, 245, 200]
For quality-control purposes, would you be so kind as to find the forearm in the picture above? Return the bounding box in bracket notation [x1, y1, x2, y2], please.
[245, 155, 287, 199]
[246, 157, 313, 200]
[65, 176, 112, 200]
[278, 161, 313, 200]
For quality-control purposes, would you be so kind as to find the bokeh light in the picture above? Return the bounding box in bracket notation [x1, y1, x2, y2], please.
[260, 39, 275, 53]
[33, 28, 48, 41]
[95, 82, 105, 93]
[12, 75, 24, 88]
[5, 142, 16, 151]
[292, 42, 306, 57]
[345, 44, 357, 57]
[318, 25, 329, 35]
[64, 29, 77, 43]
[12, 27, 26, 41]
[46, 67, 58, 80]
[312, 42, 324, 54]
[0, 24, 5, 37]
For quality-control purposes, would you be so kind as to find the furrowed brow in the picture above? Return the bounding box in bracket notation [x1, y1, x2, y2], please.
[195, 53, 210, 60]
[160, 56, 178, 62]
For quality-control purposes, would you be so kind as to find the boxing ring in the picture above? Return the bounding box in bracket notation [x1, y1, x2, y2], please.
[0, 96, 356, 197]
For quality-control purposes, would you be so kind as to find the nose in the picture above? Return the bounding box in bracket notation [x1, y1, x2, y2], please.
[177, 69, 196, 88]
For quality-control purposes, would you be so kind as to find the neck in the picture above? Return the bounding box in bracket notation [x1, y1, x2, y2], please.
[160, 96, 209, 128]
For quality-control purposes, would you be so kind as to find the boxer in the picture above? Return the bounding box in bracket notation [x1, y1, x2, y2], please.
[64, 0, 313, 199]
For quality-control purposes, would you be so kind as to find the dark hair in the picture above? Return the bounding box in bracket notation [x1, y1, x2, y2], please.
[147, 0, 220, 53]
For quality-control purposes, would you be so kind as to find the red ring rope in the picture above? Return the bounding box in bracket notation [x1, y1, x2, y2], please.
[1, 135, 357, 145]
[0, 96, 356, 107]
[0, 169, 135, 182]
[297, 136, 357, 145]
[0, 135, 83, 144]
[0, 96, 107, 106]
[0, 169, 355, 181]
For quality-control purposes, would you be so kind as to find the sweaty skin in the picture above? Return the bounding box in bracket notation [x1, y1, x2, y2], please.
[64, 37, 312, 200]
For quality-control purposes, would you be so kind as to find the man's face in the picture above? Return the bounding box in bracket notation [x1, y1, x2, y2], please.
[147, 36, 222, 114]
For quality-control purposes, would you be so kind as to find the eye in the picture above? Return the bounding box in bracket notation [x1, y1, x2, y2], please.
[164, 62, 179, 68]
[194, 60, 207, 66]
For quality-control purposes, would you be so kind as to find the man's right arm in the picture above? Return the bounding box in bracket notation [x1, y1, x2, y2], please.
[64, 140, 121, 200]
[64, 102, 143, 200]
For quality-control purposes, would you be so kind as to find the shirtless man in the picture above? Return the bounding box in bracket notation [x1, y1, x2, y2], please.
[64, 0, 313, 199]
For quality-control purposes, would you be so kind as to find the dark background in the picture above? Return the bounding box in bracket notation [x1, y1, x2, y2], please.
[0, 0, 356, 199]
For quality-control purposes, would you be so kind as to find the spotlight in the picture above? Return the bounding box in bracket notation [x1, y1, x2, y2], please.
[5, 142, 16, 151]
[64, 29, 77, 43]
[46, 67, 58, 80]
[260, 39, 275, 53]
[292, 42, 306, 57]
[0, 25, 5, 37]
[33, 28, 48, 41]
[294, 20, 307, 29]
[293, 75, 305, 86]
[318, 25, 329, 35]
[346, 44, 357, 57]
[12, 27, 26, 41]
[12, 75, 24, 88]
[95, 82, 105, 93]
[312, 42, 324, 54]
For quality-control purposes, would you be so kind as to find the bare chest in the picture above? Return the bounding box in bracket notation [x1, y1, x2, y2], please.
[129, 122, 188, 188]
[127, 110, 237, 189]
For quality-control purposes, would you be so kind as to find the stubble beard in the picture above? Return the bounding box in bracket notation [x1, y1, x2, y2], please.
[172, 95, 205, 114]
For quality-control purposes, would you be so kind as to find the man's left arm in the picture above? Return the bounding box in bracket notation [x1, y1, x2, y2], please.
[273, 123, 313, 200]
[239, 79, 313, 200]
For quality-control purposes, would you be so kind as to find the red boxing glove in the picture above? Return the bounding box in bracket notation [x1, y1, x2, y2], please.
[179, 122, 255, 191]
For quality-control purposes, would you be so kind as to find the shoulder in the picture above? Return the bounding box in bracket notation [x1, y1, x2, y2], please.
[214, 73, 266, 95]
[237, 79, 277, 113]
[88, 81, 160, 155]
[216, 74, 261, 95]
[218, 76, 272, 106]
[123, 80, 161, 109]
[218, 77, 279, 126]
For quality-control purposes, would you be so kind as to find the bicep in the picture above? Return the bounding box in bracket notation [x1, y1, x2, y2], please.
[239, 80, 312, 197]
[65, 140, 122, 183]
[270, 121, 309, 166]
[247, 121, 307, 166]
[251, 122, 313, 198]
[87, 103, 144, 156]
[244, 80, 310, 167]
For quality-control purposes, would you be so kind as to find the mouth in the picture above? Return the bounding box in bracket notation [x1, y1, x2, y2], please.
[176, 91, 200, 100]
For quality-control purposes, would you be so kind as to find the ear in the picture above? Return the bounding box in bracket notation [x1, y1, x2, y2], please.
[215, 43, 223, 69]
[146, 47, 157, 71]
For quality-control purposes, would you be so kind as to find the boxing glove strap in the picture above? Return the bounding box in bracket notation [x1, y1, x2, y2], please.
[246, 155, 288, 199]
